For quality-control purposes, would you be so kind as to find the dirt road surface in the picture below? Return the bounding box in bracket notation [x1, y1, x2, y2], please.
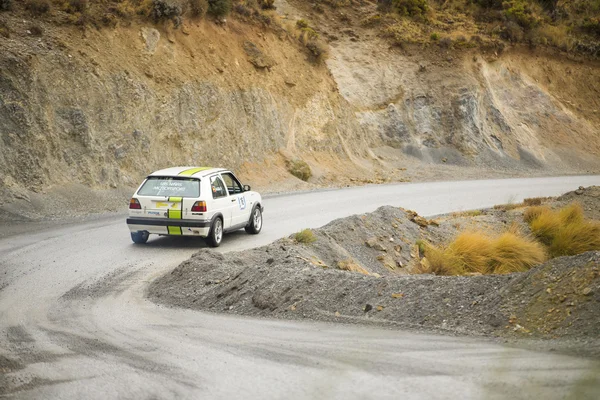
[1, 176, 600, 399]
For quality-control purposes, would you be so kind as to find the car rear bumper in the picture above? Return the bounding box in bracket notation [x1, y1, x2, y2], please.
[127, 217, 210, 237]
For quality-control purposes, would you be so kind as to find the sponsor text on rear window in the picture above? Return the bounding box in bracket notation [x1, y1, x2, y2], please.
[137, 177, 200, 197]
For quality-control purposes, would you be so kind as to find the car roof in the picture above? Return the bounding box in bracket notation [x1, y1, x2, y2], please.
[148, 167, 228, 178]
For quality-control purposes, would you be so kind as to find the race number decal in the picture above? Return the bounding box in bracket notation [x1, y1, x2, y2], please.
[238, 196, 247, 210]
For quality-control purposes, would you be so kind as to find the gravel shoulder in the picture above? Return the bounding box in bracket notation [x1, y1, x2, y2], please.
[148, 187, 600, 358]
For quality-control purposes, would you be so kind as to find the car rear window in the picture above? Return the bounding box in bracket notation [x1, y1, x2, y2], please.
[137, 177, 200, 197]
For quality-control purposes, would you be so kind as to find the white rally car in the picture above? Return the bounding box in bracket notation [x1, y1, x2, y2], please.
[126, 167, 263, 247]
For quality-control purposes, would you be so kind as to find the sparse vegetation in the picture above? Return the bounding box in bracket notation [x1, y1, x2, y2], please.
[294, 229, 317, 244]
[25, 0, 50, 16]
[0, 0, 12, 12]
[526, 203, 600, 257]
[189, 0, 209, 17]
[419, 230, 547, 276]
[150, 0, 183, 26]
[287, 159, 312, 181]
[208, 0, 231, 17]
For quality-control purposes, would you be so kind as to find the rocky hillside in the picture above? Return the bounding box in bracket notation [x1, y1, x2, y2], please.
[1, 0, 600, 219]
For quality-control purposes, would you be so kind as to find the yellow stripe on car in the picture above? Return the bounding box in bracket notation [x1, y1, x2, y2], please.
[178, 167, 211, 177]
[168, 209, 182, 219]
[168, 196, 183, 202]
[168, 226, 182, 235]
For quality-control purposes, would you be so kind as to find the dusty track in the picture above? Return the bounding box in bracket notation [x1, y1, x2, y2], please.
[1, 176, 600, 399]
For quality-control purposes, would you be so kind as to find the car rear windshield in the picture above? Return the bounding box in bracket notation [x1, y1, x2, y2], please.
[137, 177, 200, 198]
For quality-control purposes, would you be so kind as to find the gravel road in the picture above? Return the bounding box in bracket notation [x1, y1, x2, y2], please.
[1, 176, 600, 399]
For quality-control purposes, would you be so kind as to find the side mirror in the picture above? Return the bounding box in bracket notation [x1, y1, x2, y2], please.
[243, 184, 251, 192]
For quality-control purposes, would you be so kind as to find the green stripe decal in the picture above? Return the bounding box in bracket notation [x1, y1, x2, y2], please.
[168, 196, 183, 202]
[178, 167, 211, 177]
[168, 226, 182, 235]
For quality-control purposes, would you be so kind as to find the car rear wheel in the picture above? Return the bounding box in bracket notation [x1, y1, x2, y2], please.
[206, 217, 223, 247]
[245, 207, 262, 234]
[131, 231, 149, 244]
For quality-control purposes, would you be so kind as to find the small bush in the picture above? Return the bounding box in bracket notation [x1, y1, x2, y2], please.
[287, 159, 312, 181]
[208, 0, 231, 17]
[25, 0, 51, 16]
[150, 0, 183, 25]
[526, 202, 600, 257]
[29, 24, 43, 36]
[189, 0, 209, 17]
[296, 18, 308, 29]
[257, 0, 275, 10]
[420, 231, 546, 276]
[430, 32, 439, 41]
[503, 0, 539, 30]
[304, 37, 328, 62]
[392, 0, 428, 17]
[294, 229, 317, 244]
[0, 0, 12, 12]
[68, 0, 88, 13]
[439, 36, 453, 48]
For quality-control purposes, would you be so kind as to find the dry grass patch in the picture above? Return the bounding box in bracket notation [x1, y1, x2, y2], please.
[294, 229, 317, 244]
[337, 259, 370, 275]
[526, 203, 600, 257]
[418, 230, 546, 276]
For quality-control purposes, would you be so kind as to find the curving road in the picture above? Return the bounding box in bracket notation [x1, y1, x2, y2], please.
[1, 176, 600, 399]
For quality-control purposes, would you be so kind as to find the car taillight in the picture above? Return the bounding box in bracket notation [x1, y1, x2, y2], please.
[129, 198, 142, 209]
[191, 201, 207, 212]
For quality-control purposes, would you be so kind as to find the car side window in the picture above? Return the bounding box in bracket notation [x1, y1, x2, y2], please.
[210, 176, 227, 199]
[221, 173, 243, 195]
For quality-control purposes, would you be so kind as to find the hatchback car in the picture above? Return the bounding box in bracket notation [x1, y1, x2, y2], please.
[126, 167, 263, 247]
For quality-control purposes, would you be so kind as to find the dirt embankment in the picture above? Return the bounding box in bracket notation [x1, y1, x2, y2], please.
[149, 187, 600, 356]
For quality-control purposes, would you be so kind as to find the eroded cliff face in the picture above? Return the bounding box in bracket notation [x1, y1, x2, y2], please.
[0, 15, 374, 200]
[313, 4, 600, 173]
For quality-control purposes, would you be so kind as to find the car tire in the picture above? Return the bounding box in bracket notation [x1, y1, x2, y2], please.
[245, 206, 262, 235]
[206, 217, 223, 247]
[131, 231, 149, 244]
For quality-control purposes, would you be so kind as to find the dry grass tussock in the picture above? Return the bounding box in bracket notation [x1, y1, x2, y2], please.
[294, 229, 317, 244]
[526, 202, 600, 257]
[419, 230, 546, 276]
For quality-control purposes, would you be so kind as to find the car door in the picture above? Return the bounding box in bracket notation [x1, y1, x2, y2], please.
[220, 172, 250, 227]
[209, 175, 234, 229]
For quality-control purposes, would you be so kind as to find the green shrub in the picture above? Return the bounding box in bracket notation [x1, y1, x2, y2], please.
[287, 159, 312, 181]
[208, 0, 231, 17]
[392, 0, 428, 17]
[294, 229, 317, 244]
[67, 0, 88, 13]
[257, 0, 275, 10]
[305, 38, 328, 62]
[580, 17, 600, 37]
[0, 0, 12, 11]
[150, 0, 182, 25]
[296, 18, 308, 29]
[430, 32, 439, 41]
[503, 0, 539, 30]
[25, 0, 51, 16]
[189, 0, 209, 17]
